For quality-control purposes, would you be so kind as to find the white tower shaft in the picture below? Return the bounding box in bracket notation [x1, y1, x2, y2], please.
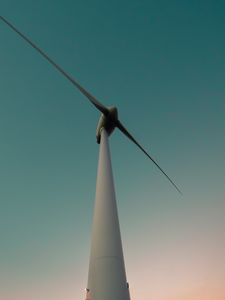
[86, 129, 130, 300]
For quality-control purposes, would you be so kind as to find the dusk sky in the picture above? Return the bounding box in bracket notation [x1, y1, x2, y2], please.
[1, 1, 225, 299]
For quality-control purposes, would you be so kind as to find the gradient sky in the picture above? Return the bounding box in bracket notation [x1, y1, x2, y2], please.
[1, 1, 225, 299]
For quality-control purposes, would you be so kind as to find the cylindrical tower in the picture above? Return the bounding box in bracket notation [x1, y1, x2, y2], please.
[86, 128, 130, 300]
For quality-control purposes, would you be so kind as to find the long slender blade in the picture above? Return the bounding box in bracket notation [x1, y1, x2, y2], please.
[116, 120, 182, 194]
[0, 15, 109, 116]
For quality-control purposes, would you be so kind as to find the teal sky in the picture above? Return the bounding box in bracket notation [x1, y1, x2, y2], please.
[1, 1, 225, 299]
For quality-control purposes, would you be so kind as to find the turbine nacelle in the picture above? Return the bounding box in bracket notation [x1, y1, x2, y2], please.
[96, 106, 118, 144]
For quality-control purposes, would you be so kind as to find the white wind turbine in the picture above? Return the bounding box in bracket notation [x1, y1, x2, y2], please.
[1, 16, 181, 300]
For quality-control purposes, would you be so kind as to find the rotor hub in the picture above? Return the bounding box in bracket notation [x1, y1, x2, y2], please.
[96, 107, 118, 143]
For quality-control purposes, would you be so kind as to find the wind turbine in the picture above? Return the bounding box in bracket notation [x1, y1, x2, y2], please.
[1, 16, 182, 300]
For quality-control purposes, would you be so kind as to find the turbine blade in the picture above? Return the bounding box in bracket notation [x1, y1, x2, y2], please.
[116, 120, 182, 195]
[0, 16, 109, 116]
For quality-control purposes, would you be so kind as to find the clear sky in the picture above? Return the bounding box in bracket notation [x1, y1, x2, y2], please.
[1, 1, 225, 299]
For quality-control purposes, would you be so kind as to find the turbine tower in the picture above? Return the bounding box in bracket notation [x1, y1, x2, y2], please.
[0, 16, 182, 300]
[86, 128, 130, 300]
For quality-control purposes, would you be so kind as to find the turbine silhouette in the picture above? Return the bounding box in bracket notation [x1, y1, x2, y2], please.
[1, 15, 182, 300]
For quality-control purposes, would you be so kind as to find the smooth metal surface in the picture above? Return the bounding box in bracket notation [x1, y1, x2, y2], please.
[86, 129, 130, 300]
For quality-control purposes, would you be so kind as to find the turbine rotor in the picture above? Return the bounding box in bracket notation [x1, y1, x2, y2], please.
[0, 15, 182, 195]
